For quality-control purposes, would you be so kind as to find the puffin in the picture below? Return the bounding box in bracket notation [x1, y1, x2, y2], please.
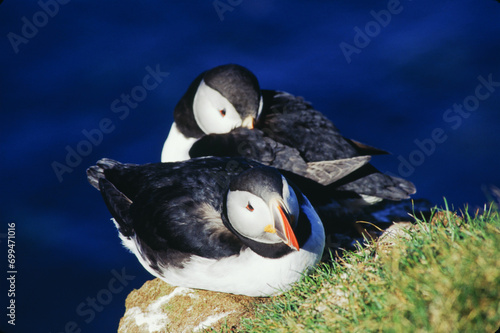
[161, 64, 416, 205]
[87, 157, 325, 297]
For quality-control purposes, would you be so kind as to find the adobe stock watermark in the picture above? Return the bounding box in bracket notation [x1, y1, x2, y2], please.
[339, 0, 411, 64]
[7, 0, 71, 54]
[213, 0, 242, 21]
[51, 64, 169, 183]
[396, 73, 499, 177]
[49, 267, 135, 333]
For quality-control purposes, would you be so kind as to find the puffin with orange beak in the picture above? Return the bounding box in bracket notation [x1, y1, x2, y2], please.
[87, 157, 325, 296]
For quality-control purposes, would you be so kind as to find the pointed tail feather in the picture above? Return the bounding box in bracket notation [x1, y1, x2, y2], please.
[337, 171, 416, 202]
[87, 159, 135, 237]
[98, 179, 135, 237]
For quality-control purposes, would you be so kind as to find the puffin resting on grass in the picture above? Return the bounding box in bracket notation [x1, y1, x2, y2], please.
[161, 64, 416, 206]
[87, 157, 325, 296]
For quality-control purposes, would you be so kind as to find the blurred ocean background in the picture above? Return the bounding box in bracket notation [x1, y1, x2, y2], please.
[1, 1, 499, 331]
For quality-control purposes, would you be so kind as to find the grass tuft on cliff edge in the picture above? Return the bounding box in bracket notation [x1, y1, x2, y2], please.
[213, 201, 500, 332]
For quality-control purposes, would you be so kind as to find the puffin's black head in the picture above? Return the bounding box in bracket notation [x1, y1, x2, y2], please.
[229, 166, 284, 203]
[225, 166, 300, 258]
[174, 64, 263, 138]
[204, 64, 261, 121]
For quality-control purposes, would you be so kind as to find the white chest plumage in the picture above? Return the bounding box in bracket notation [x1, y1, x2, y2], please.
[161, 123, 198, 162]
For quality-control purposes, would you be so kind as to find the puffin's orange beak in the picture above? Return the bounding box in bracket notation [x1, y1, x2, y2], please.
[268, 200, 299, 251]
[277, 205, 299, 251]
[242, 116, 255, 130]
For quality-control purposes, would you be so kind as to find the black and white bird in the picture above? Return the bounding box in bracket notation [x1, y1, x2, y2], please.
[161, 64, 415, 205]
[87, 157, 325, 297]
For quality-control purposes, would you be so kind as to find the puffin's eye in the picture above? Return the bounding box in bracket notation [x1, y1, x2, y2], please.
[246, 203, 254, 212]
[219, 109, 226, 117]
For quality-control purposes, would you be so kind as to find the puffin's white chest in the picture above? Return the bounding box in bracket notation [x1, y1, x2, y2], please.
[161, 123, 198, 162]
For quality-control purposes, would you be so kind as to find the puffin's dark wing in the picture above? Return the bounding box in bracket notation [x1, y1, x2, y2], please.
[260, 90, 388, 158]
[128, 185, 243, 259]
[190, 128, 371, 186]
[305, 156, 372, 186]
[189, 127, 309, 176]
[87, 158, 259, 259]
[259, 90, 361, 161]
[259, 90, 416, 201]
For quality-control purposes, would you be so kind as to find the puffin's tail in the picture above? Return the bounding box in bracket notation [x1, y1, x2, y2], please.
[87, 159, 135, 237]
[334, 165, 417, 204]
[284, 163, 416, 208]
[86, 158, 122, 189]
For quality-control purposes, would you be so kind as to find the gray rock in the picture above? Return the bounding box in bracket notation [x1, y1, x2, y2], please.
[118, 278, 269, 332]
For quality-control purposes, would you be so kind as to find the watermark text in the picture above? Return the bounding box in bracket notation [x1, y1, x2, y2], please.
[6, 223, 16, 326]
[51, 64, 169, 182]
[7, 0, 72, 54]
[396, 73, 499, 177]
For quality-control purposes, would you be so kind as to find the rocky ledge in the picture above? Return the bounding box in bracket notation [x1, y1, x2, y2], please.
[118, 278, 269, 333]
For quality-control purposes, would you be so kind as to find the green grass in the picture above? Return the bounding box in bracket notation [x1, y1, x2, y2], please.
[218, 203, 500, 332]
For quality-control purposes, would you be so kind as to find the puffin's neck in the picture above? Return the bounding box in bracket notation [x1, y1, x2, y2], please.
[161, 123, 198, 162]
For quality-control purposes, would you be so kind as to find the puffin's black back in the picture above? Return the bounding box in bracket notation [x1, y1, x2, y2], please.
[256, 90, 416, 200]
[88, 157, 267, 260]
[259, 90, 387, 161]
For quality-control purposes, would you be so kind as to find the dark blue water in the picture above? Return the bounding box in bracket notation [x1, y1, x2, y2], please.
[1, 1, 499, 332]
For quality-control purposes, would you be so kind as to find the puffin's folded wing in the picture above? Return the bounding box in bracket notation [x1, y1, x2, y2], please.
[189, 128, 372, 187]
[189, 127, 308, 175]
[305, 156, 371, 186]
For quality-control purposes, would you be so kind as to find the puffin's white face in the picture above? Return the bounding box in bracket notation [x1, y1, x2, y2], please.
[226, 176, 300, 250]
[193, 80, 253, 134]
